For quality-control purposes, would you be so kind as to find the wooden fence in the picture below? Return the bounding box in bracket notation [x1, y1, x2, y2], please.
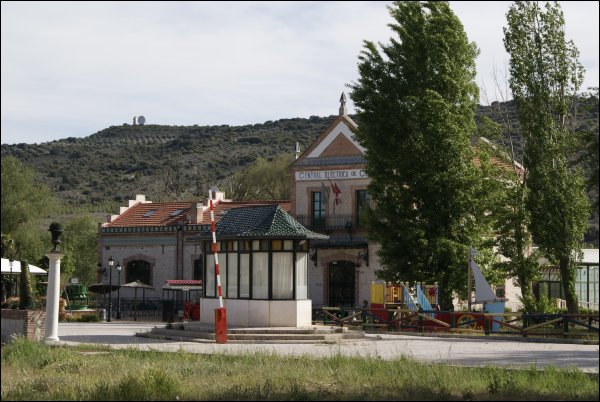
[313, 307, 599, 338]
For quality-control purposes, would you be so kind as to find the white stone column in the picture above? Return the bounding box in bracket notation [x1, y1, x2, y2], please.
[45, 250, 64, 343]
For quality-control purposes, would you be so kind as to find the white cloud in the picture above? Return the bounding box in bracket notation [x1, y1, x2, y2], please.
[1, 1, 598, 144]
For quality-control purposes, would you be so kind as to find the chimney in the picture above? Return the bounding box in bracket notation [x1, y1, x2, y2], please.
[207, 186, 226, 205]
[188, 203, 206, 224]
[294, 142, 301, 160]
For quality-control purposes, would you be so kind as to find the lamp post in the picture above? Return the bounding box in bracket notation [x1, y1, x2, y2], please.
[97, 262, 106, 311]
[107, 257, 114, 322]
[9, 259, 14, 298]
[116, 262, 122, 319]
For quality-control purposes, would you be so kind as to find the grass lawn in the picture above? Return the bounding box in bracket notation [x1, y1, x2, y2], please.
[1, 337, 598, 401]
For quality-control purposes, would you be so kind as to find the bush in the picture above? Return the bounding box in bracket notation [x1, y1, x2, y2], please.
[78, 314, 100, 322]
[2, 296, 20, 309]
[58, 298, 67, 321]
[518, 294, 560, 314]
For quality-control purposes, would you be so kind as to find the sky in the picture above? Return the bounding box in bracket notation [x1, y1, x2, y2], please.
[1, 1, 598, 145]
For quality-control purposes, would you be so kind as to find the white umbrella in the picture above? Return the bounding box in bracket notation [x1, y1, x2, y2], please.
[1, 258, 47, 275]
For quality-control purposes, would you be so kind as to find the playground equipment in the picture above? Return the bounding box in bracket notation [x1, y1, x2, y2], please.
[366, 249, 506, 331]
[369, 281, 439, 321]
[467, 248, 506, 331]
[319, 253, 597, 336]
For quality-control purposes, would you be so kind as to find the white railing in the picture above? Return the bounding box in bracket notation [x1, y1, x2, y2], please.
[556, 298, 599, 311]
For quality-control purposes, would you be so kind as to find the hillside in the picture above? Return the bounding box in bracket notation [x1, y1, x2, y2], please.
[1, 99, 598, 243]
[1, 115, 336, 211]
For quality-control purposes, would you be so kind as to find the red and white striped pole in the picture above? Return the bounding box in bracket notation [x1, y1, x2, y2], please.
[210, 198, 227, 343]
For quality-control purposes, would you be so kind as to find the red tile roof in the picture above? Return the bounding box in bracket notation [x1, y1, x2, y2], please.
[106, 200, 290, 227]
[107, 201, 194, 227]
[165, 280, 203, 286]
[473, 156, 525, 179]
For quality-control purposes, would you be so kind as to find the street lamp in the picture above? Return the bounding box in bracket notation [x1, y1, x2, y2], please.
[9, 259, 14, 298]
[97, 263, 106, 311]
[116, 262, 122, 319]
[107, 257, 114, 322]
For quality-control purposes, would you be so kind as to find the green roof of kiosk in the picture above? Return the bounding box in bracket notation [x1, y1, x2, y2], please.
[193, 204, 328, 240]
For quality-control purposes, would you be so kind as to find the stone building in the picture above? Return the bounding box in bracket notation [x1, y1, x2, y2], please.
[289, 93, 377, 308]
[98, 190, 289, 306]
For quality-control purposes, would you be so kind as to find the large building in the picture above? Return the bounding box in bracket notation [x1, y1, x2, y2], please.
[98, 190, 290, 303]
[289, 94, 377, 308]
[98, 95, 598, 319]
[97, 96, 381, 315]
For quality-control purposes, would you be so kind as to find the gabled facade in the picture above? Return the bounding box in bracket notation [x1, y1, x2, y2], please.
[290, 95, 379, 308]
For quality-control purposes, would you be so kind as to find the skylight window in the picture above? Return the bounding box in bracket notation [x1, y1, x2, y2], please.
[143, 209, 158, 218]
[170, 209, 184, 217]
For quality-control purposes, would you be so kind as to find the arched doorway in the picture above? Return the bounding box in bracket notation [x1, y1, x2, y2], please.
[328, 261, 356, 307]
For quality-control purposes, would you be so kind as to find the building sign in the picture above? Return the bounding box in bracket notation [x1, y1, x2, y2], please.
[295, 169, 368, 181]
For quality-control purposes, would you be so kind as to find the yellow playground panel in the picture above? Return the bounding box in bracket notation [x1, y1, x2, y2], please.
[370, 282, 404, 305]
[370, 281, 439, 308]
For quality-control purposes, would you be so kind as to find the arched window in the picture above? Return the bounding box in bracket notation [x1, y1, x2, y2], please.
[126, 260, 152, 285]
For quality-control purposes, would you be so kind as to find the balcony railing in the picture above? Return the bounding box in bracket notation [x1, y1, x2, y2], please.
[295, 214, 365, 231]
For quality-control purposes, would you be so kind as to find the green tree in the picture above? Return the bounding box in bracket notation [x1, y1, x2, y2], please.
[577, 88, 599, 215]
[224, 154, 293, 201]
[349, 1, 495, 309]
[1, 156, 57, 234]
[478, 101, 540, 308]
[1, 233, 17, 259]
[504, 1, 590, 313]
[60, 216, 101, 286]
[492, 162, 540, 308]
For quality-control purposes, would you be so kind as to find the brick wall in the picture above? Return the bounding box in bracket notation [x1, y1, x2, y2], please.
[1, 309, 46, 342]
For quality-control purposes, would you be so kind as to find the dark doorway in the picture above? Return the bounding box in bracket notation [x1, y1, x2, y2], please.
[126, 260, 152, 286]
[328, 261, 356, 307]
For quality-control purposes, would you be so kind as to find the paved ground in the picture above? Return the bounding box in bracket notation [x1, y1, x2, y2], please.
[56, 320, 600, 373]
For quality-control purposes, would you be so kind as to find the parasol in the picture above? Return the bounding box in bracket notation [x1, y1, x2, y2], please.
[120, 281, 154, 321]
[87, 283, 120, 294]
[87, 283, 120, 311]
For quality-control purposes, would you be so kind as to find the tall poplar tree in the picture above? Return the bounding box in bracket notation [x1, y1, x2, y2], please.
[349, 1, 494, 309]
[504, 1, 589, 313]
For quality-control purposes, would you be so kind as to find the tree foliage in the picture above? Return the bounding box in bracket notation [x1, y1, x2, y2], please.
[478, 83, 541, 308]
[349, 1, 496, 309]
[1, 156, 57, 234]
[60, 215, 103, 286]
[577, 88, 599, 215]
[224, 154, 293, 201]
[504, 1, 590, 313]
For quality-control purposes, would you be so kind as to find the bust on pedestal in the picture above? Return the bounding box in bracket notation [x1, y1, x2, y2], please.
[45, 223, 64, 343]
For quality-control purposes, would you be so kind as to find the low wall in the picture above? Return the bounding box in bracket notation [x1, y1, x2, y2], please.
[198, 299, 312, 327]
[1, 309, 46, 342]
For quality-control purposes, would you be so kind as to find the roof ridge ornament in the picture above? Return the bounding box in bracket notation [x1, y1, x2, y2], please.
[339, 92, 347, 116]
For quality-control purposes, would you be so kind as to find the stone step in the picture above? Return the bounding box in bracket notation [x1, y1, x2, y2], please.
[181, 324, 349, 334]
[138, 326, 365, 344]
[227, 327, 348, 335]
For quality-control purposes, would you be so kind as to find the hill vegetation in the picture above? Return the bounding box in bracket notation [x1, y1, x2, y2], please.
[1, 115, 334, 212]
[1, 99, 598, 244]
